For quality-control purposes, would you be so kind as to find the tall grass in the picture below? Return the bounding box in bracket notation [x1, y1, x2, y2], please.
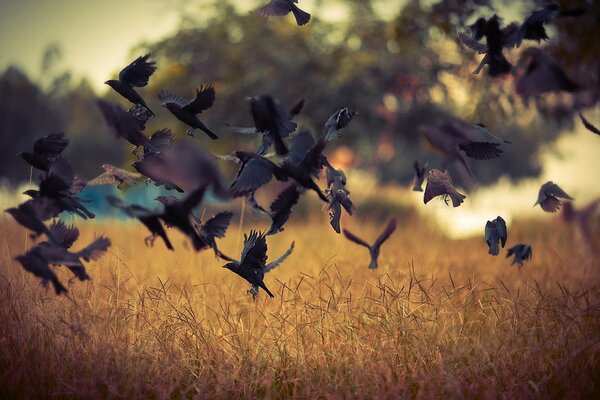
[0, 217, 599, 399]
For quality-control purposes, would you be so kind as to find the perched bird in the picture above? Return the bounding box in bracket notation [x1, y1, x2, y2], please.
[343, 219, 397, 269]
[229, 98, 304, 155]
[280, 130, 328, 202]
[248, 95, 298, 156]
[534, 181, 573, 213]
[221, 230, 276, 298]
[15, 249, 68, 295]
[267, 185, 301, 235]
[159, 86, 217, 139]
[107, 196, 174, 250]
[228, 151, 288, 198]
[412, 160, 427, 192]
[516, 48, 579, 96]
[457, 123, 510, 160]
[17, 132, 69, 172]
[485, 216, 507, 256]
[506, 244, 533, 267]
[325, 167, 353, 234]
[579, 113, 599, 136]
[88, 164, 142, 189]
[256, 0, 311, 26]
[505, 4, 585, 48]
[105, 54, 157, 116]
[193, 211, 234, 254]
[423, 169, 466, 207]
[323, 107, 358, 142]
[97, 99, 159, 154]
[459, 15, 513, 76]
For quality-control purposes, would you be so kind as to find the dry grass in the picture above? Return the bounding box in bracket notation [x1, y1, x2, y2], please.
[1, 215, 599, 399]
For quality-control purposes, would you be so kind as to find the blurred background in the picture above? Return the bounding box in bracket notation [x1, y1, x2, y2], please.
[1, 0, 599, 237]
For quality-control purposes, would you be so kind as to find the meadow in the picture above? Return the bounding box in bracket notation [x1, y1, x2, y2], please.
[1, 213, 599, 399]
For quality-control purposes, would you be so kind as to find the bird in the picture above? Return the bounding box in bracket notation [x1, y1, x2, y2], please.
[247, 241, 295, 298]
[267, 185, 301, 235]
[192, 211, 234, 254]
[107, 196, 174, 250]
[343, 219, 397, 269]
[420, 118, 475, 178]
[17, 132, 69, 172]
[228, 151, 288, 198]
[105, 54, 157, 116]
[534, 181, 573, 213]
[579, 113, 599, 136]
[228, 98, 304, 155]
[256, 0, 311, 26]
[14, 247, 68, 295]
[132, 154, 184, 193]
[248, 95, 299, 156]
[457, 123, 510, 160]
[506, 244, 533, 267]
[323, 107, 358, 142]
[484, 216, 507, 256]
[159, 86, 217, 139]
[324, 167, 353, 234]
[516, 48, 579, 96]
[220, 230, 276, 298]
[5, 200, 54, 239]
[423, 169, 466, 207]
[88, 164, 143, 189]
[412, 160, 427, 192]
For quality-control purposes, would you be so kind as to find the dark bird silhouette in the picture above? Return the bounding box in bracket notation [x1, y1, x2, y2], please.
[267, 185, 301, 235]
[506, 244, 533, 267]
[485, 216, 507, 256]
[17, 132, 69, 172]
[579, 113, 600, 136]
[97, 99, 159, 154]
[193, 211, 234, 254]
[159, 185, 209, 251]
[5, 200, 54, 238]
[88, 164, 142, 189]
[323, 107, 358, 141]
[229, 98, 304, 155]
[128, 104, 154, 130]
[457, 123, 510, 160]
[247, 241, 295, 298]
[534, 181, 573, 213]
[516, 48, 579, 96]
[107, 196, 173, 250]
[221, 230, 276, 298]
[505, 4, 585, 48]
[343, 219, 397, 269]
[229, 151, 288, 198]
[423, 169, 466, 207]
[15, 248, 68, 295]
[412, 160, 428, 192]
[280, 130, 328, 202]
[159, 86, 217, 139]
[256, 0, 311, 26]
[105, 54, 156, 116]
[325, 167, 353, 234]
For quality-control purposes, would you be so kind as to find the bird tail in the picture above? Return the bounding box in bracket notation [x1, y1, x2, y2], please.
[368, 256, 378, 269]
[260, 283, 275, 298]
[291, 5, 311, 26]
[488, 243, 500, 256]
[449, 191, 466, 208]
[202, 127, 219, 140]
[51, 277, 68, 295]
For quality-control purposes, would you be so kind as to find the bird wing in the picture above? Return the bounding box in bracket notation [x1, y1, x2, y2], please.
[148, 129, 174, 152]
[118, 54, 156, 87]
[458, 31, 488, 54]
[230, 157, 275, 196]
[78, 236, 111, 262]
[88, 172, 116, 186]
[182, 85, 216, 114]
[579, 113, 600, 135]
[201, 211, 233, 239]
[264, 241, 295, 273]
[48, 157, 75, 187]
[33, 132, 69, 158]
[158, 90, 187, 107]
[342, 229, 371, 249]
[240, 230, 268, 269]
[256, 0, 291, 17]
[374, 218, 397, 249]
[496, 217, 507, 248]
[545, 182, 573, 200]
[270, 185, 300, 214]
[48, 220, 79, 249]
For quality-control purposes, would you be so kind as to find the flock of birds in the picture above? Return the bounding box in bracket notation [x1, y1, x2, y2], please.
[5, 2, 600, 297]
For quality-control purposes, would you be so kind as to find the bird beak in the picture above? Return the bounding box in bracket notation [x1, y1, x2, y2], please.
[104, 80, 109, 84]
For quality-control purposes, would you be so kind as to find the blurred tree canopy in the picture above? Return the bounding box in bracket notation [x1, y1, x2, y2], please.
[1, 0, 597, 188]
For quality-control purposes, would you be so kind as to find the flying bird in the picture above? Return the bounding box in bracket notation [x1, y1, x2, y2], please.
[256, 0, 311, 26]
[423, 169, 466, 207]
[267, 185, 301, 235]
[5, 200, 54, 239]
[220, 230, 277, 298]
[88, 164, 143, 189]
[343, 219, 397, 269]
[15, 249, 68, 295]
[412, 160, 427, 192]
[579, 113, 600, 136]
[247, 241, 295, 298]
[506, 244, 533, 267]
[323, 107, 358, 142]
[325, 167, 353, 234]
[105, 54, 157, 116]
[193, 211, 234, 254]
[457, 123, 510, 160]
[534, 181, 573, 213]
[159, 86, 217, 139]
[516, 48, 579, 96]
[17, 132, 69, 172]
[248, 95, 299, 155]
[484, 216, 507, 256]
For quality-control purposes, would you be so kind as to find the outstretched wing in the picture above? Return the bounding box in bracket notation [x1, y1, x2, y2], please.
[240, 230, 268, 269]
[342, 229, 371, 249]
[545, 182, 573, 200]
[264, 241, 295, 273]
[48, 220, 79, 249]
[256, 0, 292, 17]
[230, 157, 275, 197]
[33, 132, 69, 158]
[202, 211, 234, 239]
[119, 54, 156, 87]
[158, 90, 187, 107]
[182, 85, 216, 114]
[458, 31, 488, 54]
[374, 219, 397, 249]
[78, 236, 111, 262]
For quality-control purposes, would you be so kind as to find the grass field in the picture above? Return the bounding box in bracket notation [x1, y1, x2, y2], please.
[1, 214, 599, 399]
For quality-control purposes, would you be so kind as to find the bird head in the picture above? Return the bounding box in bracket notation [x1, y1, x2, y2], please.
[104, 79, 119, 89]
[222, 262, 237, 270]
[22, 189, 39, 198]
